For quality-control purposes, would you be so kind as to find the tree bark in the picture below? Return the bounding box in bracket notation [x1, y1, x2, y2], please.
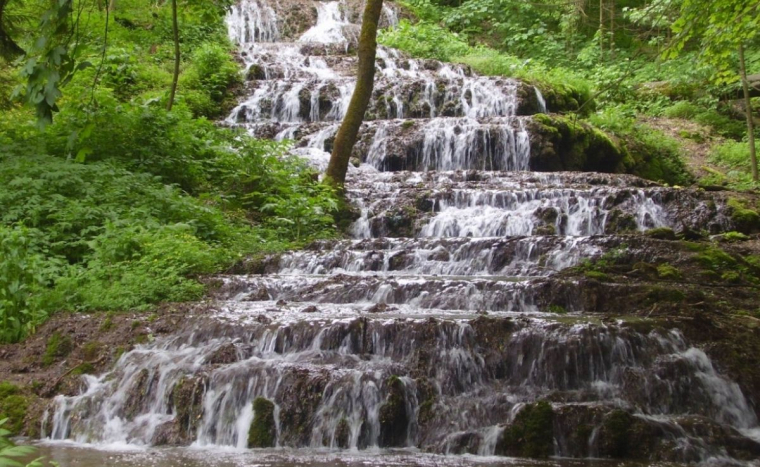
[325, 0, 384, 189]
[598, 0, 604, 63]
[0, 0, 25, 60]
[739, 44, 758, 182]
[166, 0, 180, 111]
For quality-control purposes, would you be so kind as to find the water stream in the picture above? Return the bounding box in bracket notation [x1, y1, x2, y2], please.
[40, 0, 760, 465]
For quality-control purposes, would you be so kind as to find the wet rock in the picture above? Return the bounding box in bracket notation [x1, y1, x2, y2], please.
[244, 287, 271, 301]
[528, 114, 626, 174]
[121, 369, 151, 421]
[206, 343, 238, 365]
[301, 305, 319, 313]
[604, 209, 638, 234]
[334, 418, 350, 449]
[378, 376, 409, 447]
[495, 401, 554, 458]
[246, 64, 266, 81]
[169, 374, 206, 443]
[248, 397, 276, 448]
[275, 369, 328, 446]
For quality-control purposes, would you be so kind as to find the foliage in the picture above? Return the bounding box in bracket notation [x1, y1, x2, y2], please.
[668, 0, 760, 84]
[0, 150, 336, 342]
[379, 20, 593, 111]
[181, 42, 242, 118]
[710, 142, 760, 190]
[379, 20, 469, 61]
[0, 226, 59, 343]
[588, 106, 693, 185]
[0, 383, 28, 435]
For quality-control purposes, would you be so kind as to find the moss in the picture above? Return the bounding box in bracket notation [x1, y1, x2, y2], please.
[695, 246, 738, 271]
[645, 286, 686, 303]
[378, 375, 409, 447]
[529, 114, 626, 174]
[42, 332, 73, 367]
[599, 410, 633, 458]
[248, 397, 276, 448]
[334, 418, 351, 449]
[99, 314, 114, 331]
[604, 210, 638, 234]
[547, 304, 567, 314]
[656, 264, 682, 280]
[401, 120, 415, 130]
[70, 362, 95, 376]
[645, 227, 677, 240]
[728, 198, 760, 234]
[723, 231, 750, 242]
[81, 341, 102, 361]
[0, 382, 28, 435]
[721, 271, 742, 283]
[584, 270, 610, 282]
[496, 401, 554, 458]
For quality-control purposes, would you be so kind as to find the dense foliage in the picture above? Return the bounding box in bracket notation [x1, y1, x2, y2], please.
[0, 0, 338, 343]
[381, 0, 759, 187]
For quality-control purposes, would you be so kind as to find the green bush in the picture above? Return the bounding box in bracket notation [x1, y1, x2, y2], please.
[0, 226, 60, 343]
[663, 101, 701, 119]
[0, 149, 337, 341]
[588, 107, 692, 185]
[379, 20, 470, 61]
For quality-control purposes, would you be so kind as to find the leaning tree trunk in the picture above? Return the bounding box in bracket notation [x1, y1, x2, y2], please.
[325, 0, 384, 189]
[166, 0, 180, 111]
[739, 44, 758, 182]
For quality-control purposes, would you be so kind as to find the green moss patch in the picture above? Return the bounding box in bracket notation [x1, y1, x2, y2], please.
[0, 382, 29, 435]
[248, 397, 276, 448]
[496, 401, 554, 458]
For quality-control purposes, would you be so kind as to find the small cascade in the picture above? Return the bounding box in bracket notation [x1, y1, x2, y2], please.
[45, 0, 758, 464]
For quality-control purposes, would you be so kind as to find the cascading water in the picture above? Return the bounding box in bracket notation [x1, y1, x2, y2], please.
[45, 0, 758, 465]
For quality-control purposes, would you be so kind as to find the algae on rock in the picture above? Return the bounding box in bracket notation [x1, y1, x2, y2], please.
[248, 397, 276, 448]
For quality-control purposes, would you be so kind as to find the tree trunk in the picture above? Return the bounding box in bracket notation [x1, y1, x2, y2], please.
[739, 44, 758, 182]
[0, 0, 25, 59]
[598, 0, 604, 63]
[609, 0, 614, 58]
[325, 0, 384, 189]
[166, 0, 180, 111]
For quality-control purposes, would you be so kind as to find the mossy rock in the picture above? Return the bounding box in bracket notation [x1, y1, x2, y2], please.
[170, 375, 206, 438]
[334, 418, 351, 449]
[248, 397, 276, 448]
[246, 64, 266, 80]
[598, 410, 633, 457]
[0, 382, 28, 435]
[42, 332, 73, 367]
[378, 376, 409, 447]
[645, 286, 686, 303]
[728, 199, 760, 234]
[645, 227, 677, 240]
[528, 114, 626, 174]
[495, 401, 554, 458]
[656, 264, 682, 280]
[604, 209, 638, 234]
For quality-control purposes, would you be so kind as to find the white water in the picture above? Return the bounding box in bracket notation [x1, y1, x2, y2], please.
[42, 1, 758, 464]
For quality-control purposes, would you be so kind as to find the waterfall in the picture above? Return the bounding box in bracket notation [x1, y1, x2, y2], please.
[44, 0, 758, 464]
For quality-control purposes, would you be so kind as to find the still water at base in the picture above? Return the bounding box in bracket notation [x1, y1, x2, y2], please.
[29, 444, 662, 467]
